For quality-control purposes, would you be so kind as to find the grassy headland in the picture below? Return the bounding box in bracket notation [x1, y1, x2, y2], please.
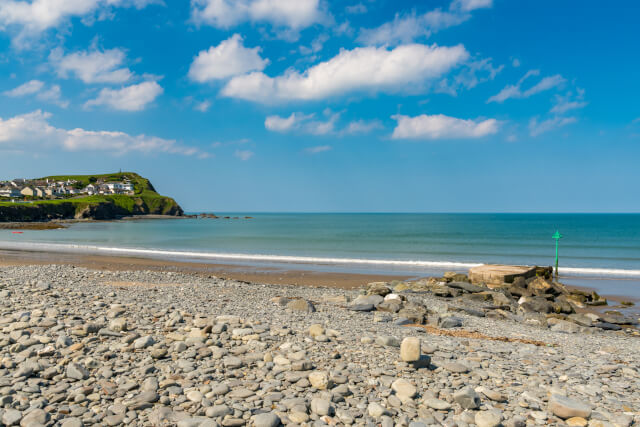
[0, 172, 183, 222]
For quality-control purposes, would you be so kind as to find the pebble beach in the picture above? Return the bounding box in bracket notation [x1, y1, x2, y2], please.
[0, 262, 638, 427]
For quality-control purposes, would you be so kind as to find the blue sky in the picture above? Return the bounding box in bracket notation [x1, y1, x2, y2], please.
[0, 0, 639, 212]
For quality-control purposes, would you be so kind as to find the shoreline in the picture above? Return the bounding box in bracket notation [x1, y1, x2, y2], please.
[0, 249, 411, 289]
[0, 248, 638, 313]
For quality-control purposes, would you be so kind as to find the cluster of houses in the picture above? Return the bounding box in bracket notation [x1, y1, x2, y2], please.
[0, 178, 135, 200]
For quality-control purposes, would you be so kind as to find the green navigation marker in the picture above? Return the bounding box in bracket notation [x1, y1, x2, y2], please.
[552, 230, 563, 279]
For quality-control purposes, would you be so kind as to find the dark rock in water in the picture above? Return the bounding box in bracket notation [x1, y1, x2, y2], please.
[448, 282, 486, 293]
[594, 322, 622, 331]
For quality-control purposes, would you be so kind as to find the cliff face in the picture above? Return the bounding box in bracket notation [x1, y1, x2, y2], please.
[0, 174, 184, 222]
[0, 196, 183, 222]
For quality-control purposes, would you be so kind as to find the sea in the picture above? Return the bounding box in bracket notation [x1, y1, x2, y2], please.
[1, 213, 640, 299]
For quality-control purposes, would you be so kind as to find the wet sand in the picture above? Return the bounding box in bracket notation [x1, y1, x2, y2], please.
[0, 249, 409, 289]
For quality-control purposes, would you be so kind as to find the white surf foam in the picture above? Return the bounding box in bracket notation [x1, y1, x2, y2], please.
[2, 241, 640, 278]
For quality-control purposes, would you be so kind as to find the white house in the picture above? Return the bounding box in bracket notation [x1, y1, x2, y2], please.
[0, 187, 21, 198]
[83, 184, 97, 195]
[105, 182, 134, 194]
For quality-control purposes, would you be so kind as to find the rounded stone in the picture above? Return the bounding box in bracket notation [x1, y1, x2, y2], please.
[475, 410, 503, 427]
[254, 412, 281, 427]
[549, 394, 592, 419]
[368, 402, 387, 418]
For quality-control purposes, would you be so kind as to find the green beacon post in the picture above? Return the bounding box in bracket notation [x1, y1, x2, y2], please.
[552, 230, 563, 279]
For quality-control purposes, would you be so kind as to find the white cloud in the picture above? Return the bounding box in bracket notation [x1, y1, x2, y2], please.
[265, 111, 337, 135]
[223, 43, 469, 103]
[450, 0, 493, 12]
[188, 34, 269, 82]
[487, 70, 565, 103]
[342, 119, 383, 135]
[265, 111, 380, 136]
[3, 79, 44, 96]
[265, 112, 311, 132]
[84, 81, 163, 111]
[191, 0, 327, 32]
[299, 33, 328, 55]
[306, 145, 331, 154]
[234, 149, 254, 160]
[0, 0, 159, 47]
[36, 84, 68, 107]
[0, 110, 208, 157]
[522, 74, 565, 97]
[358, 9, 468, 46]
[194, 100, 211, 112]
[550, 89, 587, 114]
[50, 47, 133, 84]
[529, 116, 576, 137]
[511, 58, 520, 67]
[4, 79, 68, 107]
[392, 114, 500, 140]
[358, 0, 493, 46]
[436, 57, 503, 95]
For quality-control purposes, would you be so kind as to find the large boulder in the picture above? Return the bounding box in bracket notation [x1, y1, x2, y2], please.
[552, 295, 575, 314]
[366, 282, 392, 296]
[448, 281, 486, 293]
[527, 277, 554, 296]
[443, 272, 470, 283]
[490, 291, 514, 306]
[376, 300, 402, 313]
[397, 302, 428, 324]
[518, 296, 553, 314]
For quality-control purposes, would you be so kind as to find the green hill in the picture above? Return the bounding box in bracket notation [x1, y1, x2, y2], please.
[0, 172, 183, 222]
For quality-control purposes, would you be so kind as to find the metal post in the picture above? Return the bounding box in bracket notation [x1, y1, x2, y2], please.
[555, 239, 559, 280]
[552, 230, 562, 280]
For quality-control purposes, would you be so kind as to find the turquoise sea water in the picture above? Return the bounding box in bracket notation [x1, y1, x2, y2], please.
[1, 213, 639, 296]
